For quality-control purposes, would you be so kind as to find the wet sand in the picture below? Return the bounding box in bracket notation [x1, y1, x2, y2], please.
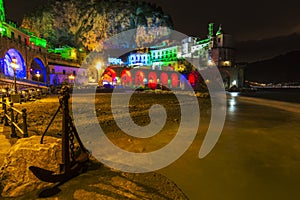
[4, 92, 300, 199]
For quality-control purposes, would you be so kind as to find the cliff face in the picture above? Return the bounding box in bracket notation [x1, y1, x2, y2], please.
[21, 0, 173, 51]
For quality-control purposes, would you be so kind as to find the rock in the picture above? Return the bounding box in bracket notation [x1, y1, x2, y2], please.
[49, 165, 188, 200]
[0, 136, 61, 198]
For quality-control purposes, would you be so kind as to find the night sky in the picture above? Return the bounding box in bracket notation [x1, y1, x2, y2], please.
[4, 0, 300, 42]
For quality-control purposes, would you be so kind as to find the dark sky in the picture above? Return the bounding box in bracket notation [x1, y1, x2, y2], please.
[4, 0, 300, 42]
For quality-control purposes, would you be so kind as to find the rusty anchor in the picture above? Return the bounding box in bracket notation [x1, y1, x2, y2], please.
[29, 85, 89, 184]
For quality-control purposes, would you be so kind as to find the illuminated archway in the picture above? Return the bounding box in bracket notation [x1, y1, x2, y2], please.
[121, 69, 132, 86]
[220, 69, 231, 89]
[171, 73, 179, 88]
[2, 49, 26, 79]
[30, 58, 47, 83]
[188, 71, 199, 87]
[160, 72, 168, 86]
[135, 70, 145, 86]
[148, 71, 158, 90]
[102, 67, 117, 85]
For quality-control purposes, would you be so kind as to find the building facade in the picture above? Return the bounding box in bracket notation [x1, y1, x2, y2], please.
[106, 23, 244, 89]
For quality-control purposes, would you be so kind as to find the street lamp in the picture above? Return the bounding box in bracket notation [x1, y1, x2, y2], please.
[36, 71, 41, 82]
[95, 61, 102, 84]
[10, 57, 18, 94]
[35, 71, 41, 89]
[68, 74, 75, 86]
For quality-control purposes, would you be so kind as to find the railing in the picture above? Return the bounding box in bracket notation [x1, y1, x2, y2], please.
[0, 76, 48, 89]
[1, 95, 28, 138]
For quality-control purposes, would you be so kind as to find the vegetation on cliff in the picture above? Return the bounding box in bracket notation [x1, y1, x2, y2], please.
[21, 0, 173, 51]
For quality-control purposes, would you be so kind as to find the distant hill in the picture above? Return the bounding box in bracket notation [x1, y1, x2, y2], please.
[245, 51, 300, 83]
[236, 33, 300, 63]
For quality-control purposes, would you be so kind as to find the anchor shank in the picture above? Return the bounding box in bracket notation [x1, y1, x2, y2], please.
[61, 90, 71, 175]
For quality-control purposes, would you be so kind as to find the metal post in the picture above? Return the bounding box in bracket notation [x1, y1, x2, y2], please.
[2, 96, 8, 126]
[10, 103, 17, 138]
[61, 88, 71, 175]
[22, 109, 28, 137]
[11, 57, 18, 94]
[13, 68, 17, 94]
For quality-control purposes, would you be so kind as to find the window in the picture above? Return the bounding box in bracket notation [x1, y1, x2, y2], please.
[63, 70, 66, 75]
[51, 69, 55, 74]
[73, 71, 76, 76]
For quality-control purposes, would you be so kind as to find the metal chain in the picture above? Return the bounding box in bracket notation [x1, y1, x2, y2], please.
[69, 122, 75, 162]
[15, 113, 19, 123]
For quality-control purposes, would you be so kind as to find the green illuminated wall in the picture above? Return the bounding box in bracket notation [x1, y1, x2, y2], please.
[0, 0, 5, 22]
[48, 46, 77, 60]
[29, 35, 47, 48]
[0, 22, 7, 36]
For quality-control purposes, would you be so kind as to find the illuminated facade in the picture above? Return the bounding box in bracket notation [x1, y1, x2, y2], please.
[128, 53, 151, 66]
[106, 23, 243, 89]
[49, 64, 87, 85]
[150, 46, 179, 70]
[0, 0, 87, 87]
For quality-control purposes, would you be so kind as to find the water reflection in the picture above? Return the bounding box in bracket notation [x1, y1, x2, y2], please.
[228, 92, 239, 113]
[160, 92, 300, 200]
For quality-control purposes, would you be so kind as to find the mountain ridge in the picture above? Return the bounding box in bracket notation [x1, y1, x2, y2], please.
[236, 32, 300, 63]
[245, 50, 300, 83]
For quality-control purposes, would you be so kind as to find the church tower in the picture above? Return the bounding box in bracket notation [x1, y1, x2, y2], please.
[0, 0, 5, 22]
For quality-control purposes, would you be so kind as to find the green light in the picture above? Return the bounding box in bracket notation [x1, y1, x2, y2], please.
[0, 0, 5, 22]
[216, 25, 222, 35]
[196, 38, 210, 45]
[30, 35, 47, 48]
[208, 23, 214, 38]
[0, 23, 6, 36]
[48, 46, 77, 60]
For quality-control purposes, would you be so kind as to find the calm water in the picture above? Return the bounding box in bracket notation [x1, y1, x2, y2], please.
[240, 88, 300, 103]
[158, 91, 300, 200]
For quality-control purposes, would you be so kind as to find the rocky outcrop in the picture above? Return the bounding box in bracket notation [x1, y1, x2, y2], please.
[0, 135, 188, 199]
[0, 136, 61, 197]
[21, 0, 173, 51]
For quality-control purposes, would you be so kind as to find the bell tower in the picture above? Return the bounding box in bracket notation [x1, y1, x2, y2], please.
[0, 0, 5, 22]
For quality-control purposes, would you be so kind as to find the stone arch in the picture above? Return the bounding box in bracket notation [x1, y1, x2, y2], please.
[148, 71, 158, 90]
[29, 57, 47, 83]
[135, 70, 145, 86]
[219, 69, 231, 89]
[120, 69, 132, 86]
[160, 72, 168, 86]
[171, 73, 179, 88]
[1, 48, 26, 79]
